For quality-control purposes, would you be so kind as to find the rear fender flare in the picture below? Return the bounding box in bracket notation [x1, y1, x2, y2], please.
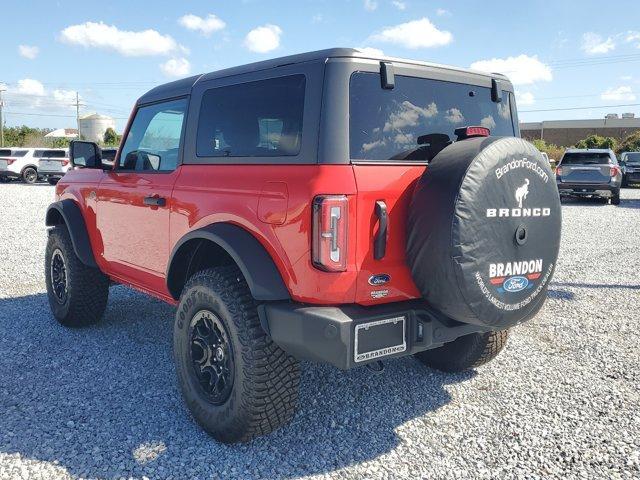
[45, 200, 98, 268]
[167, 223, 290, 302]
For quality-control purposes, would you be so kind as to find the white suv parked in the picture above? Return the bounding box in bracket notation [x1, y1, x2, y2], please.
[0, 148, 39, 184]
[34, 148, 70, 184]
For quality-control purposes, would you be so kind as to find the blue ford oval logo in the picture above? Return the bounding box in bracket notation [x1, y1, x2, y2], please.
[503, 276, 529, 293]
[368, 274, 391, 286]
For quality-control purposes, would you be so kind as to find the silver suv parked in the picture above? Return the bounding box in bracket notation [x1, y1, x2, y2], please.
[556, 149, 622, 205]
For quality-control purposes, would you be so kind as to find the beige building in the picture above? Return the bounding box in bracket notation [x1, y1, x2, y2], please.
[520, 116, 640, 147]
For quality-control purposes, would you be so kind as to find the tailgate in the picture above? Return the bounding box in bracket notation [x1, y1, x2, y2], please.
[351, 164, 423, 306]
[39, 159, 63, 172]
[561, 164, 610, 183]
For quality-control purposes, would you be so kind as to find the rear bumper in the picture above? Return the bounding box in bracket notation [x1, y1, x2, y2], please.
[0, 170, 21, 178]
[557, 182, 619, 196]
[260, 300, 495, 370]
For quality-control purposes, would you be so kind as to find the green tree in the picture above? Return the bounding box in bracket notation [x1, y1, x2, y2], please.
[617, 131, 640, 154]
[574, 134, 617, 150]
[103, 127, 120, 146]
[531, 138, 564, 163]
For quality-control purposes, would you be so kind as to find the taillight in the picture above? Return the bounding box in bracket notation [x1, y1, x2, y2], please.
[609, 165, 620, 177]
[312, 195, 348, 272]
[1, 157, 15, 165]
[556, 166, 563, 176]
[61, 160, 69, 166]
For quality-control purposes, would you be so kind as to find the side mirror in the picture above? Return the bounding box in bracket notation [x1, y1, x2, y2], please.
[69, 140, 102, 169]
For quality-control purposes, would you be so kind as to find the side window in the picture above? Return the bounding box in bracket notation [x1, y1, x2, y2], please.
[119, 98, 188, 172]
[196, 75, 306, 158]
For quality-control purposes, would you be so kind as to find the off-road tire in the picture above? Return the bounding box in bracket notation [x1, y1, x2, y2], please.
[415, 330, 509, 373]
[173, 266, 300, 443]
[45, 226, 109, 327]
[22, 166, 38, 184]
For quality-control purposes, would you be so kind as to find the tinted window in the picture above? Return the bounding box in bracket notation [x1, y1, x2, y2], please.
[197, 75, 305, 158]
[102, 149, 117, 161]
[0, 150, 11, 156]
[33, 150, 46, 157]
[623, 152, 640, 162]
[42, 150, 66, 158]
[350, 73, 516, 161]
[119, 98, 187, 172]
[10, 150, 29, 157]
[561, 152, 612, 165]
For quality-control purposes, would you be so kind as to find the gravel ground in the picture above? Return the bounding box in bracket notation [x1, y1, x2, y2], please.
[0, 182, 639, 480]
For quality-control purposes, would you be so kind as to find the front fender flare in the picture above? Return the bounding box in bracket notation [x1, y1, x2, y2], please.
[167, 223, 290, 301]
[45, 200, 98, 268]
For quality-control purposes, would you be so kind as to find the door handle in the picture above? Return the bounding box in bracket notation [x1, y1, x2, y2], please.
[143, 196, 166, 207]
[374, 200, 388, 260]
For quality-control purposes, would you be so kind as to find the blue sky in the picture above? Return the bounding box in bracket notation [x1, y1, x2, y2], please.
[2, 0, 640, 131]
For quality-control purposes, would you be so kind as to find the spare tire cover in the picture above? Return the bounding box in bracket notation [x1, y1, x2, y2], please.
[406, 137, 561, 328]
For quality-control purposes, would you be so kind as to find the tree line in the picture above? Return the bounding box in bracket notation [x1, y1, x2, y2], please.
[2, 125, 121, 149]
[533, 131, 640, 162]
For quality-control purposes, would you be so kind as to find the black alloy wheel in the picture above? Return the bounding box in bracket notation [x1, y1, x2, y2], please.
[50, 248, 68, 304]
[189, 310, 235, 406]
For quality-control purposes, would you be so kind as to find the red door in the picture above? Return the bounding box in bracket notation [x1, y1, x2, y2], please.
[96, 98, 188, 296]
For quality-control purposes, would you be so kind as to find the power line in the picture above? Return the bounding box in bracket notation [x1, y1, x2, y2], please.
[520, 103, 640, 113]
[4, 110, 128, 120]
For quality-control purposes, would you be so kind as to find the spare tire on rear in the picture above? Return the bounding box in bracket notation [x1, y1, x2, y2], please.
[406, 137, 561, 328]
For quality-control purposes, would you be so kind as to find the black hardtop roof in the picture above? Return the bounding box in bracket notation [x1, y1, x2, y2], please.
[137, 47, 509, 105]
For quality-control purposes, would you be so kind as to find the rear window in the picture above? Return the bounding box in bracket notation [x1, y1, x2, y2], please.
[196, 74, 306, 158]
[41, 150, 67, 158]
[623, 152, 640, 162]
[561, 152, 612, 165]
[0, 149, 28, 157]
[349, 73, 516, 161]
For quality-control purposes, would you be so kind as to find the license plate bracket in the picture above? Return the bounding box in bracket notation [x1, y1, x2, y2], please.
[354, 316, 406, 363]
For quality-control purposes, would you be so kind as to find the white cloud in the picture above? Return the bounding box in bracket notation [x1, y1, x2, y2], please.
[356, 47, 385, 56]
[60, 21, 180, 57]
[481, 115, 496, 130]
[369, 18, 452, 49]
[601, 86, 636, 101]
[178, 14, 225, 36]
[364, 0, 378, 11]
[620, 75, 633, 81]
[436, 8, 451, 16]
[626, 31, 640, 48]
[160, 58, 192, 78]
[516, 91, 535, 106]
[581, 32, 615, 55]
[7, 79, 77, 110]
[16, 78, 45, 96]
[312, 14, 324, 24]
[383, 101, 438, 132]
[18, 45, 39, 60]
[392, 1, 406, 10]
[244, 24, 282, 53]
[444, 108, 464, 124]
[470, 55, 552, 86]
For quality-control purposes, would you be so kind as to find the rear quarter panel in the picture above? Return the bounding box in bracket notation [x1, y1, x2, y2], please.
[170, 164, 361, 304]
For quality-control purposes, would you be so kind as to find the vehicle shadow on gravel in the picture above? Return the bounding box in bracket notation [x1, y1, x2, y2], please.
[0, 288, 473, 479]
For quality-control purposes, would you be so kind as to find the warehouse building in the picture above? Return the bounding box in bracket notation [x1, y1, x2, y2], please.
[520, 114, 640, 147]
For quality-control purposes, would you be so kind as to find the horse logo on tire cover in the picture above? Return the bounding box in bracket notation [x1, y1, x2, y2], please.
[515, 179, 530, 208]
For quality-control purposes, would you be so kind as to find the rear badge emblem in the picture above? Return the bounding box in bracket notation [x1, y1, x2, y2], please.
[368, 274, 391, 286]
[370, 289, 389, 299]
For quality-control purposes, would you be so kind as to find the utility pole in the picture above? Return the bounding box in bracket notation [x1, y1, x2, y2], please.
[0, 84, 6, 147]
[75, 91, 81, 140]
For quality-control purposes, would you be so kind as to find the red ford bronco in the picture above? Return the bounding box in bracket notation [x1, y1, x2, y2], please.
[45, 48, 561, 443]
